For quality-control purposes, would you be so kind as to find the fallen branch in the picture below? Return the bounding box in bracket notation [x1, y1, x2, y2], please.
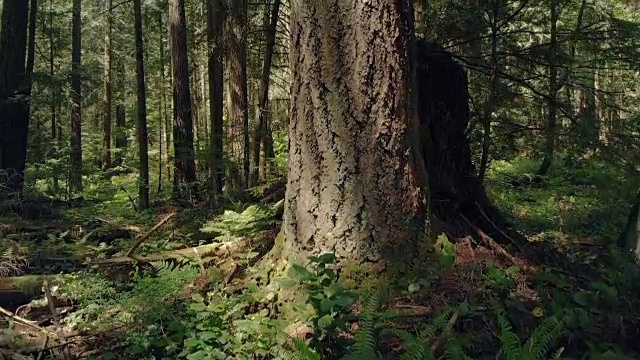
[0, 303, 49, 334]
[44, 280, 70, 360]
[92, 239, 251, 267]
[125, 212, 177, 258]
[119, 185, 137, 212]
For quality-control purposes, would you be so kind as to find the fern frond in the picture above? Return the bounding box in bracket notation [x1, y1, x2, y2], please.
[524, 316, 563, 360]
[342, 292, 379, 360]
[496, 308, 523, 360]
[400, 343, 433, 360]
[291, 338, 322, 360]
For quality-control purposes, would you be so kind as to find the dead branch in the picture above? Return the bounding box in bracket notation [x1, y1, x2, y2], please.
[44, 280, 70, 360]
[0, 303, 49, 334]
[125, 212, 177, 258]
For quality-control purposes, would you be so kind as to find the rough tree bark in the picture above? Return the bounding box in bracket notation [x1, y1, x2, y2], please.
[158, 11, 172, 183]
[169, 0, 197, 200]
[538, 0, 558, 176]
[26, 0, 38, 96]
[225, 0, 250, 190]
[0, 0, 31, 195]
[102, 0, 113, 171]
[251, 0, 281, 186]
[69, 0, 83, 192]
[283, 0, 429, 263]
[134, 0, 150, 210]
[49, 0, 59, 191]
[207, 0, 225, 197]
[415, 41, 505, 240]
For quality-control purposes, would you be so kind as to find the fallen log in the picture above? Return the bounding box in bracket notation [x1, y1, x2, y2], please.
[89, 238, 257, 267]
[0, 275, 53, 294]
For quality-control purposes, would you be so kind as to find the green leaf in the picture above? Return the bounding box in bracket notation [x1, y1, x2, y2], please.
[190, 302, 207, 312]
[191, 293, 205, 303]
[408, 282, 421, 294]
[199, 331, 217, 341]
[311, 253, 337, 265]
[320, 298, 334, 313]
[572, 291, 591, 306]
[288, 264, 313, 279]
[317, 314, 335, 329]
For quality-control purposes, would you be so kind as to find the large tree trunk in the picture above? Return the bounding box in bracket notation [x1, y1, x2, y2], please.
[134, 0, 150, 210]
[251, 0, 281, 186]
[225, 0, 250, 190]
[169, 0, 197, 200]
[69, 0, 83, 192]
[207, 0, 225, 197]
[283, 0, 429, 263]
[102, 0, 113, 171]
[0, 0, 31, 196]
[415, 41, 505, 239]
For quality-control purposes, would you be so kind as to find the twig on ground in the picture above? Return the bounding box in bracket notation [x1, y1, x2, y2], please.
[125, 212, 177, 258]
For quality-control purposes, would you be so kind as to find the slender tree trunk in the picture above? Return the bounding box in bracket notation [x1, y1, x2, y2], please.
[251, 0, 281, 185]
[158, 13, 164, 194]
[134, 0, 150, 210]
[169, 0, 197, 200]
[26, 0, 38, 95]
[158, 11, 172, 184]
[0, 0, 31, 195]
[478, 0, 499, 183]
[538, 0, 558, 176]
[414, 0, 428, 38]
[225, 0, 250, 190]
[115, 104, 127, 164]
[49, 0, 58, 191]
[283, 0, 429, 263]
[207, 0, 225, 197]
[69, 0, 83, 192]
[102, 0, 113, 171]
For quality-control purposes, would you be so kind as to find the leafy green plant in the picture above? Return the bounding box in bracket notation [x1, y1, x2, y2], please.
[200, 202, 281, 240]
[496, 308, 564, 360]
[179, 285, 287, 359]
[286, 253, 358, 343]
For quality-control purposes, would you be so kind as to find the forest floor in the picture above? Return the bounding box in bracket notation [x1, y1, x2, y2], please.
[1, 157, 640, 359]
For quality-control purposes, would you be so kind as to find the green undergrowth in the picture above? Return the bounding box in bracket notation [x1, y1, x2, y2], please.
[3, 157, 640, 359]
[486, 156, 640, 244]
